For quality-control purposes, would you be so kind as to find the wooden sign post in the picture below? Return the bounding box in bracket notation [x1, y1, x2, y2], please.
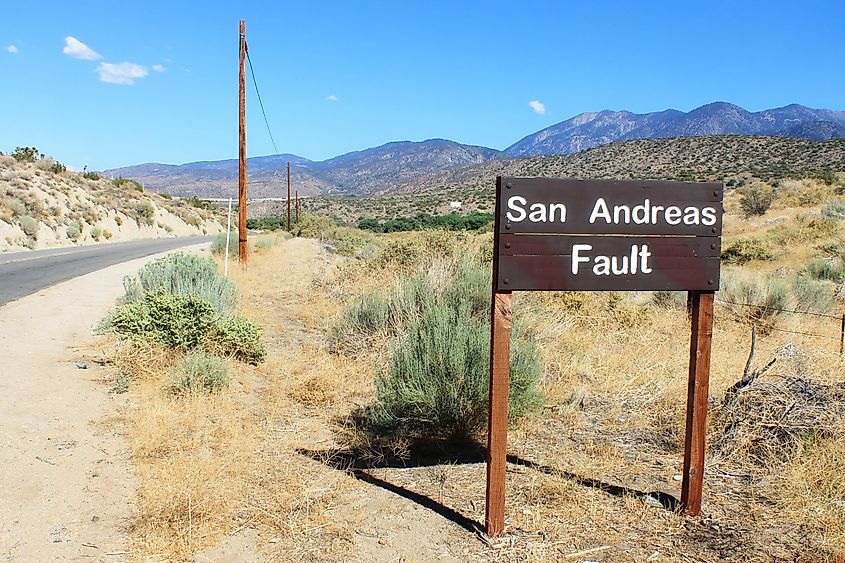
[486, 176, 723, 536]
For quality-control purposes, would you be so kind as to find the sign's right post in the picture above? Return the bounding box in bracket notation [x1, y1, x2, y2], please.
[681, 290, 715, 515]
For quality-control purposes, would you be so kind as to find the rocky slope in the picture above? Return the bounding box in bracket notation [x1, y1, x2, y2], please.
[0, 155, 224, 252]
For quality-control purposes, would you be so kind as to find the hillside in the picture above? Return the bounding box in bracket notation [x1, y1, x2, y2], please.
[104, 139, 502, 199]
[274, 136, 845, 224]
[506, 103, 845, 156]
[0, 154, 224, 252]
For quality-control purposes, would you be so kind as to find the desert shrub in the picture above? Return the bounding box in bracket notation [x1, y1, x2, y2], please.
[809, 169, 839, 186]
[253, 236, 276, 250]
[82, 171, 101, 181]
[345, 258, 543, 443]
[211, 231, 238, 258]
[206, 316, 267, 365]
[135, 200, 156, 225]
[49, 161, 67, 174]
[103, 292, 218, 350]
[103, 230, 113, 239]
[650, 290, 686, 309]
[114, 215, 123, 226]
[792, 276, 835, 314]
[122, 253, 237, 316]
[91, 226, 103, 240]
[112, 177, 143, 191]
[19, 215, 38, 237]
[11, 146, 41, 162]
[719, 272, 789, 334]
[185, 196, 212, 210]
[333, 293, 390, 352]
[721, 238, 775, 265]
[170, 350, 230, 394]
[740, 183, 776, 217]
[807, 253, 845, 284]
[822, 200, 845, 220]
[66, 220, 81, 239]
[3, 197, 26, 217]
[370, 300, 543, 443]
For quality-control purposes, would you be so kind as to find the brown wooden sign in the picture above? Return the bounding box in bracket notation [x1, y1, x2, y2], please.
[495, 177, 722, 292]
[485, 176, 723, 537]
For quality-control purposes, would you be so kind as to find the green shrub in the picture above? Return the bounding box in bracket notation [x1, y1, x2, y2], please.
[740, 184, 776, 217]
[807, 255, 845, 284]
[12, 146, 41, 162]
[112, 177, 143, 191]
[253, 236, 276, 250]
[211, 231, 239, 258]
[207, 315, 267, 365]
[721, 238, 775, 265]
[91, 226, 103, 240]
[122, 253, 237, 316]
[103, 292, 218, 350]
[344, 258, 543, 443]
[49, 161, 67, 174]
[370, 300, 543, 443]
[66, 220, 81, 239]
[185, 196, 212, 210]
[170, 350, 230, 393]
[333, 293, 390, 352]
[19, 215, 38, 237]
[82, 171, 101, 181]
[114, 215, 123, 226]
[719, 273, 789, 334]
[793, 276, 834, 314]
[822, 200, 845, 220]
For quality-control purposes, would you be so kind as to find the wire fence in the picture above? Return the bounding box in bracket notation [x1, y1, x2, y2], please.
[714, 296, 845, 353]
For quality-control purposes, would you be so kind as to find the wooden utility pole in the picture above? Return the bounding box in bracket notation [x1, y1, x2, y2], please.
[295, 190, 299, 223]
[287, 161, 291, 231]
[238, 19, 248, 263]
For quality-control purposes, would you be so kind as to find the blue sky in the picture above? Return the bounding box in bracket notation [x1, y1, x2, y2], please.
[1, 1, 843, 170]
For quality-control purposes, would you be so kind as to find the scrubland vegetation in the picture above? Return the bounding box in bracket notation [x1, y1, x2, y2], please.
[0, 147, 223, 251]
[91, 166, 845, 561]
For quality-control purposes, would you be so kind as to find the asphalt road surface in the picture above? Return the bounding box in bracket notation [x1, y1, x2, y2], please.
[0, 236, 214, 307]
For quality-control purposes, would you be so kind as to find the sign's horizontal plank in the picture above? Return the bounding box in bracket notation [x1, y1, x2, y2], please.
[500, 234, 721, 258]
[499, 176, 723, 236]
[498, 255, 720, 291]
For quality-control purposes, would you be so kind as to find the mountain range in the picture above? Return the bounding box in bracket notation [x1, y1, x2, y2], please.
[104, 102, 845, 199]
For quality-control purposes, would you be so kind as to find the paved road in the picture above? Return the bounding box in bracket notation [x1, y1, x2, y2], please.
[0, 236, 214, 307]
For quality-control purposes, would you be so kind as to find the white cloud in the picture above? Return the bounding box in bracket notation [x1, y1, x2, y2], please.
[326, 94, 338, 102]
[97, 62, 148, 85]
[528, 100, 546, 115]
[63, 36, 101, 60]
[152, 64, 166, 72]
[6, 45, 18, 54]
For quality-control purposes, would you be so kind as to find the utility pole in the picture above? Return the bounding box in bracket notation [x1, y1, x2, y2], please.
[295, 190, 299, 223]
[238, 19, 248, 264]
[287, 161, 291, 231]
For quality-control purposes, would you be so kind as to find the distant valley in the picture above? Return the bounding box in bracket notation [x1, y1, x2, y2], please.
[104, 102, 845, 199]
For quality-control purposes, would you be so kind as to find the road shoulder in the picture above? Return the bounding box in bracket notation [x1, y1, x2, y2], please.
[0, 243, 210, 561]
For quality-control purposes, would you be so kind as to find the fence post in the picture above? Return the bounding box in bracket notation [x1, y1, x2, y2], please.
[840, 313, 844, 356]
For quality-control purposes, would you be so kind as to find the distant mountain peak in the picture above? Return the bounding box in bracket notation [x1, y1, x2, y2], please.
[505, 101, 845, 157]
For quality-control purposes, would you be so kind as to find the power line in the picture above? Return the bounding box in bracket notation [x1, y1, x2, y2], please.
[244, 44, 280, 156]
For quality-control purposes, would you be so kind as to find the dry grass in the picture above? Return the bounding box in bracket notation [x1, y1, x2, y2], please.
[100, 190, 845, 560]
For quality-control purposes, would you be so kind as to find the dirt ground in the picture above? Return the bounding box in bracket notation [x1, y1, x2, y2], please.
[0, 243, 211, 562]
